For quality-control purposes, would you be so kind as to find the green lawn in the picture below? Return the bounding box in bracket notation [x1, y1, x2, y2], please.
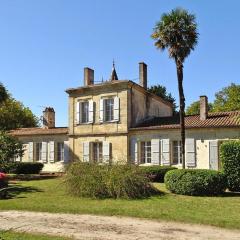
[0, 178, 240, 229]
[0, 230, 70, 240]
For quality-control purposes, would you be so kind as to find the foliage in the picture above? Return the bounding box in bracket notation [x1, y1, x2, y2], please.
[0, 172, 8, 189]
[186, 100, 213, 115]
[212, 83, 240, 112]
[148, 85, 177, 112]
[0, 98, 39, 130]
[0, 82, 9, 104]
[65, 162, 156, 199]
[0, 131, 24, 165]
[140, 166, 177, 182]
[164, 169, 226, 196]
[0, 162, 43, 174]
[151, 8, 198, 169]
[220, 140, 240, 192]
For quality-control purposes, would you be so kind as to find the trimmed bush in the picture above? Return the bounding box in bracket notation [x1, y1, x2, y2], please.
[220, 140, 240, 192]
[140, 166, 177, 182]
[0, 162, 43, 174]
[164, 169, 226, 196]
[65, 162, 157, 199]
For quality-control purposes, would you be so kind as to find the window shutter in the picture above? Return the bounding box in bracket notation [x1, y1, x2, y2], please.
[130, 138, 138, 164]
[209, 140, 218, 170]
[151, 139, 160, 165]
[88, 100, 94, 123]
[103, 141, 110, 163]
[83, 142, 90, 162]
[41, 142, 47, 163]
[113, 96, 120, 121]
[161, 139, 170, 165]
[28, 142, 33, 161]
[99, 99, 104, 122]
[186, 138, 196, 167]
[64, 141, 69, 163]
[75, 101, 80, 124]
[49, 141, 55, 163]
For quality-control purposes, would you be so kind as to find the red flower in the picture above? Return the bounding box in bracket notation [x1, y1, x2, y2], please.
[0, 172, 7, 180]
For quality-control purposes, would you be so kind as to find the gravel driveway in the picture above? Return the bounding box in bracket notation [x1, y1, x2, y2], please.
[0, 211, 239, 240]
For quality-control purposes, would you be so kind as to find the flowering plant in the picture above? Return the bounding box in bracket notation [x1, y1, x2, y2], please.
[0, 172, 7, 180]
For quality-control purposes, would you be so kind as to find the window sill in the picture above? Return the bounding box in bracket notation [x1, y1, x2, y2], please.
[76, 122, 93, 125]
[99, 120, 120, 124]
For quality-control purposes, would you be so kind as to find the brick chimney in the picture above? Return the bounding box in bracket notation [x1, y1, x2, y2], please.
[43, 107, 55, 129]
[139, 62, 147, 89]
[84, 67, 94, 86]
[200, 96, 208, 120]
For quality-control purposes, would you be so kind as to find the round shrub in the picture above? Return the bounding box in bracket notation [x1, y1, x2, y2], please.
[65, 162, 157, 199]
[164, 169, 227, 196]
[220, 141, 240, 192]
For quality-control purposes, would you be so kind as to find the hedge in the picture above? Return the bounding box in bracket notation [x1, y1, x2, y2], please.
[139, 166, 177, 182]
[65, 162, 158, 199]
[0, 162, 43, 174]
[164, 169, 227, 196]
[220, 140, 240, 192]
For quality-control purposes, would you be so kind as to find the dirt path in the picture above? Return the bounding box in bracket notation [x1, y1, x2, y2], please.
[0, 211, 239, 240]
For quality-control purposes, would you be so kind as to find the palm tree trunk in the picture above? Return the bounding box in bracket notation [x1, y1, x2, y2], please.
[175, 58, 186, 169]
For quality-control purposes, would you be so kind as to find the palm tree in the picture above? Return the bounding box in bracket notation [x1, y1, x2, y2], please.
[152, 8, 198, 168]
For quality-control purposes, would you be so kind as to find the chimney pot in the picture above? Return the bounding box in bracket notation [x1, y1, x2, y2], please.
[200, 96, 208, 120]
[84, 67, 94, 86]
[43, 107, 55, 129]
[139, 62, 147, 89]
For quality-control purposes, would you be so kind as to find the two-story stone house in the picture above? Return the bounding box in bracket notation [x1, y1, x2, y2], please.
[10, 62, 240, 172]
[66, 62, 240, 170]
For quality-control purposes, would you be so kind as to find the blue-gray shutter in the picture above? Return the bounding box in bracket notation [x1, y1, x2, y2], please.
[161, 139, 170, 165]
[209, 140, 219, 170]
[185, 138, 196, 167]
[151, 139, 160, 165]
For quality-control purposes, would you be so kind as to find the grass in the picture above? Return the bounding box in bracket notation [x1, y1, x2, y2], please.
[0, 230, 71, 240]
[0, 178, 240, 229]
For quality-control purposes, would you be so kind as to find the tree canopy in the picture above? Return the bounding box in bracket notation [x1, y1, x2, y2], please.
[186, 83, 240, 115]
[148, 85, 177, 112]
[0, 83, 39, 130]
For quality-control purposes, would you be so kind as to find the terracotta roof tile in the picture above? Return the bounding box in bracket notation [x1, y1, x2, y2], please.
[9, 127, 68, 136]
[131, 111, 240, 130]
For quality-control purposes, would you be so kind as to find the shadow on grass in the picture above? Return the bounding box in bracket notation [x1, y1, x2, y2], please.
[220, 191, 240, 197]
[0, 183, 42, 200]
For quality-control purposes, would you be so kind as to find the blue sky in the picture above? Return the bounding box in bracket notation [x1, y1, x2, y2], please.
[0, 0, 239, 126]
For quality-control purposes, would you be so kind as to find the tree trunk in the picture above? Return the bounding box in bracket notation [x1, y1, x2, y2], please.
[175, 58, 186, 169]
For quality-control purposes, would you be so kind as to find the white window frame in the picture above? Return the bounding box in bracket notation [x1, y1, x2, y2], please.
[36, 142, 42, 161]
[172, 140, 182, 165]
[140, 141, 151, 164]
[103, 98, 114, 122]
[92, 142, 103, 163]
[57, 142, 65, 162]
[80, 101, 89, 124]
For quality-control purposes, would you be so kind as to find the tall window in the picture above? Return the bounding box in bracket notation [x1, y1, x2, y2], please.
[93, 142, 103, 163]
[172, 141, 182, 165]
[104, 98, 114, 122]
[80, 101, 89, 123]
[57, 142, 64, 161]
[140, 141, 151, 164]
[36, 143, 42, 161]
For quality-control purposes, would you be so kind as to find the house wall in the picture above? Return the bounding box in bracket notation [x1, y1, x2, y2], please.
[130, 87, 172, 127]
[15, 134, 68, 172]
[129, 128, 240, 169]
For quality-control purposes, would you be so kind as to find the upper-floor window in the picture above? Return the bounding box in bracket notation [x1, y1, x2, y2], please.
[104, 98, 114, 122]
[80, 101, 89, 123]
[172, 140, 182, 165]
[140, 141, 151, 164]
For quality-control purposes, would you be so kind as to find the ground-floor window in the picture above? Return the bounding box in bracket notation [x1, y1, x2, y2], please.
[36, 142, 42, 161]
[57, 142, 64, 161]
[140, 141, 151, 164]
[93, 142, 103, 163]
[172, 140, 182, 165]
